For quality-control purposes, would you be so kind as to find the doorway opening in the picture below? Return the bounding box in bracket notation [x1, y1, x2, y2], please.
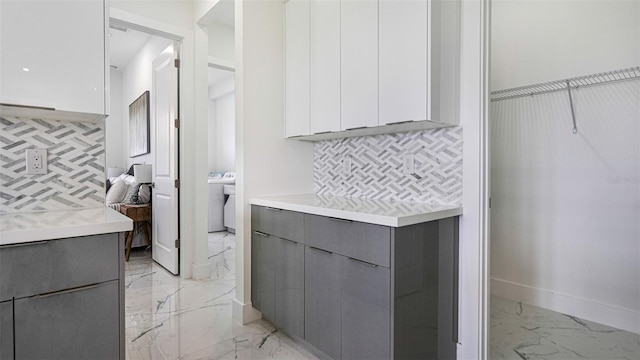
[106, 20, 181, 275]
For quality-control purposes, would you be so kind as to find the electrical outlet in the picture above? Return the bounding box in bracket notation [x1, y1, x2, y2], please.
[402, 154, 414, 174]
[343, 156, 352, 175]
[26, 149, 47, 175]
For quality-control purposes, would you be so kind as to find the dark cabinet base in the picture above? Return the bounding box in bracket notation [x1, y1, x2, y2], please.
[251, 205, 459, 360]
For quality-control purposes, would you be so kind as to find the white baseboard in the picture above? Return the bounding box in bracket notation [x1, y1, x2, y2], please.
[491, 278, 640, 334]
[232, 298, 262, 325]
[191, 262, 210, 280]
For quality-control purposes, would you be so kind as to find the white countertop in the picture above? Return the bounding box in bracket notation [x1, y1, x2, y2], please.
[0, 207, 133, 246]
[250, 194, 462, 227]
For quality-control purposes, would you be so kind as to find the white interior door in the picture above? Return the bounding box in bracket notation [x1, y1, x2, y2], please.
[152, 44, 179, 275]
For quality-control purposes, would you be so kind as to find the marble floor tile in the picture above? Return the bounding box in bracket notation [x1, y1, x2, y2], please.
[491, 296, 640, 360]
[125, 231, 317, 360]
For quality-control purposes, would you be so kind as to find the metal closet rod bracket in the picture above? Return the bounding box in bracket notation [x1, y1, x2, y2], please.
[566, 80, 578, 135]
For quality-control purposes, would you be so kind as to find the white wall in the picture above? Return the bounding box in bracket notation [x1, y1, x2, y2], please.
[208, 99, 217, 172]
[207, 22, 235, 66]
[122, 36, 173, 168]
[212, 93, 235, 172]
[106, 69, 126, 170]
[492, 0, 640, 90]
[490, 81, 640, 333]
[491, 0, 640, 334]
[233, 0, 315, 323]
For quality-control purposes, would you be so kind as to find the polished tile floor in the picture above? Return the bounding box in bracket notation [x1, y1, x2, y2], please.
[124, 231, 317, 360]
[125, 235, 639, 359]
[491, 296, 640, 360]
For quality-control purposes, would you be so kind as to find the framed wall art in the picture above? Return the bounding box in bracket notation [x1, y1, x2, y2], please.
[129, 91, 150, 157]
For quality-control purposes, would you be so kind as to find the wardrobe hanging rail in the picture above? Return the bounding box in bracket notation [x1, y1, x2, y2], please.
[490, 66, 640, 102]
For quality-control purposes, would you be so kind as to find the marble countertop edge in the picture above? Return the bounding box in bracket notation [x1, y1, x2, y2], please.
[250, 194, 463, 227]
[0, 207, 133, 246]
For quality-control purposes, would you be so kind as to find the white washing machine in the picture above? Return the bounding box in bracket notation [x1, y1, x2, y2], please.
[223, 184, 236, 232]
[208, 173, 235, 232]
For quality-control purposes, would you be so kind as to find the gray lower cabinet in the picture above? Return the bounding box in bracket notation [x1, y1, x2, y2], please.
[252, 205, 458, 360]
[275, 238, 304, 339]
[0, 233, 125, 359]
[0, 300, 13, 360]
[341, 256, 391, 360]
[251, 231, 276, 322]
[251, 218, 304, 340]
[305, 246, 341, 359]
[14, 280, 119, 360]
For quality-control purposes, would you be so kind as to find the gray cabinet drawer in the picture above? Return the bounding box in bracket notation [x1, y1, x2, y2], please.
[251, 205, 304, 242]
[305, 214, 391, 267]
[0, 233, 119, 301]
[14, 280, 119, 360]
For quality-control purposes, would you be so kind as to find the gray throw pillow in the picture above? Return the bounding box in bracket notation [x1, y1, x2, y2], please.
[123, 183, 141, 204]
[138, 184, 151, 204]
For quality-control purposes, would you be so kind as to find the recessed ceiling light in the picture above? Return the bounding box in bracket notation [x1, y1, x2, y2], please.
[22, 68, 29, 72]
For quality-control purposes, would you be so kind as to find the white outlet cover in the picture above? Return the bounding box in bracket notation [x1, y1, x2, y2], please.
[402, 154, 414, 174]
[343, 156, 352, 174]
[26, 149, 47, 175]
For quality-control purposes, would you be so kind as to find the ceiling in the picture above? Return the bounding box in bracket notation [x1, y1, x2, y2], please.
[200, 0, 234, 28]
[108, 26, 151, 70]
[109, 0, 234, 83]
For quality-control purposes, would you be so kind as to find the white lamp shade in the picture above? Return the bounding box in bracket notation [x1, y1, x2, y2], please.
[134, 164, 152, 183]
[107, 167, 124, 178]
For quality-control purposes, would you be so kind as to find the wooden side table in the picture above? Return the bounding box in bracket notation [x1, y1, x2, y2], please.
[119, 203, 152, 261]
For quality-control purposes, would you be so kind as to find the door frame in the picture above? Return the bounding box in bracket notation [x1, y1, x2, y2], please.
[110, 8, 197, 278]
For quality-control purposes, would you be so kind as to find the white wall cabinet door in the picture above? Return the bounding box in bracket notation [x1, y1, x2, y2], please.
[379, 0, 428, 125]
[310, 0, 341, 134]
[0, 0, 106, 117]
[285, 0, 310, 138]
[340, 0, 378, 130]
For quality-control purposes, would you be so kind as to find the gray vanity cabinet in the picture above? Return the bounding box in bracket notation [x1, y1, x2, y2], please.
[341, 256, 391, 360]
[14, 280, 119, 360]
[304, 246, 341, 359]
[0, 300, 12, 360]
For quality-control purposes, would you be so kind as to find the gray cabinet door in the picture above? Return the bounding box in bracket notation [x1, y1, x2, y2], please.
[341, 256, 391, 360]
[305, 246, 341, 359]
[275, 238, 304, 339]
[14, 280, 119, 360]
[0, 300, 12, 360]
[251, 231, 276, 322]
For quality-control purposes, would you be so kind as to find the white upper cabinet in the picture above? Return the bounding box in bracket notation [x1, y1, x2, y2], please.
[340, 0, 378, 130]
[309, 0, 340, 135]
[379, 0, 428, 125]
[285, 0, 310, 138]
[0, 0, 107, 121]
[284, 0, 460, 140]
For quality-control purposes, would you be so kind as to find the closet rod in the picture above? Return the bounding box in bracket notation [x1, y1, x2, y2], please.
[490, 66, 640, 102]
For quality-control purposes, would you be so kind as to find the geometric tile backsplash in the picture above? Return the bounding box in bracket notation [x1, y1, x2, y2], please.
[0, 116, 105, 213]
[314, 127, 463, 205]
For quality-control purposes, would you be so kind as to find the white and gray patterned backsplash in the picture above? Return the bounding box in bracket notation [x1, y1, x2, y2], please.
[1, 116, 105, 213]
[314, 128, 463, 205]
